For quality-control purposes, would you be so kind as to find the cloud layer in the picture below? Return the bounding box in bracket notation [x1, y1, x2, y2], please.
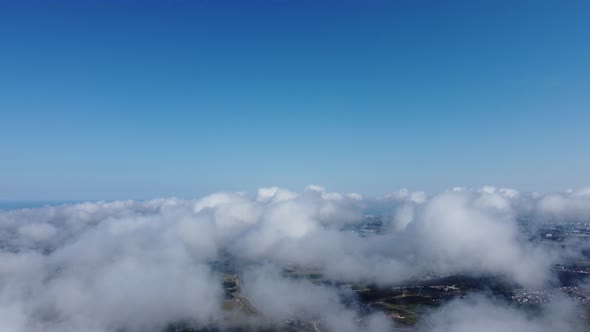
[0, 185, 589, 331]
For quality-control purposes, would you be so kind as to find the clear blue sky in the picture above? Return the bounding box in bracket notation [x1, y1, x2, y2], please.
[1, 0, 589, 200]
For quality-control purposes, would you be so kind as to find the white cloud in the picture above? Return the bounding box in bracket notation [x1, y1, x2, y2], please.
[423, 295, 585, 332]
[0, 185, 588, 331]
[18, 223, 56, 242]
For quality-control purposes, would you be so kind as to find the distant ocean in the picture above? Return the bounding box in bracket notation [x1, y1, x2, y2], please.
[0, 201, 84, 210]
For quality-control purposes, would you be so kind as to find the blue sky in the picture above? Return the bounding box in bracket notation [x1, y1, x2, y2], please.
[1, 0, 589, 200]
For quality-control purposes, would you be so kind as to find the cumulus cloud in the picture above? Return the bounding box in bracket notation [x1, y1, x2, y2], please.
[18, 223, 57, 242]
[0, 199, 223, 332]
[535, 187, 590, 221]
[0, 185, 588, 331]
[408, 191, 549, 287]
[421, 295, 585, 332]
[241, 265, 393, 332]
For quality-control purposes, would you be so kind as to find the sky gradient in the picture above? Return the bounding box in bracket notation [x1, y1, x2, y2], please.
[1, 0, 589, 200]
